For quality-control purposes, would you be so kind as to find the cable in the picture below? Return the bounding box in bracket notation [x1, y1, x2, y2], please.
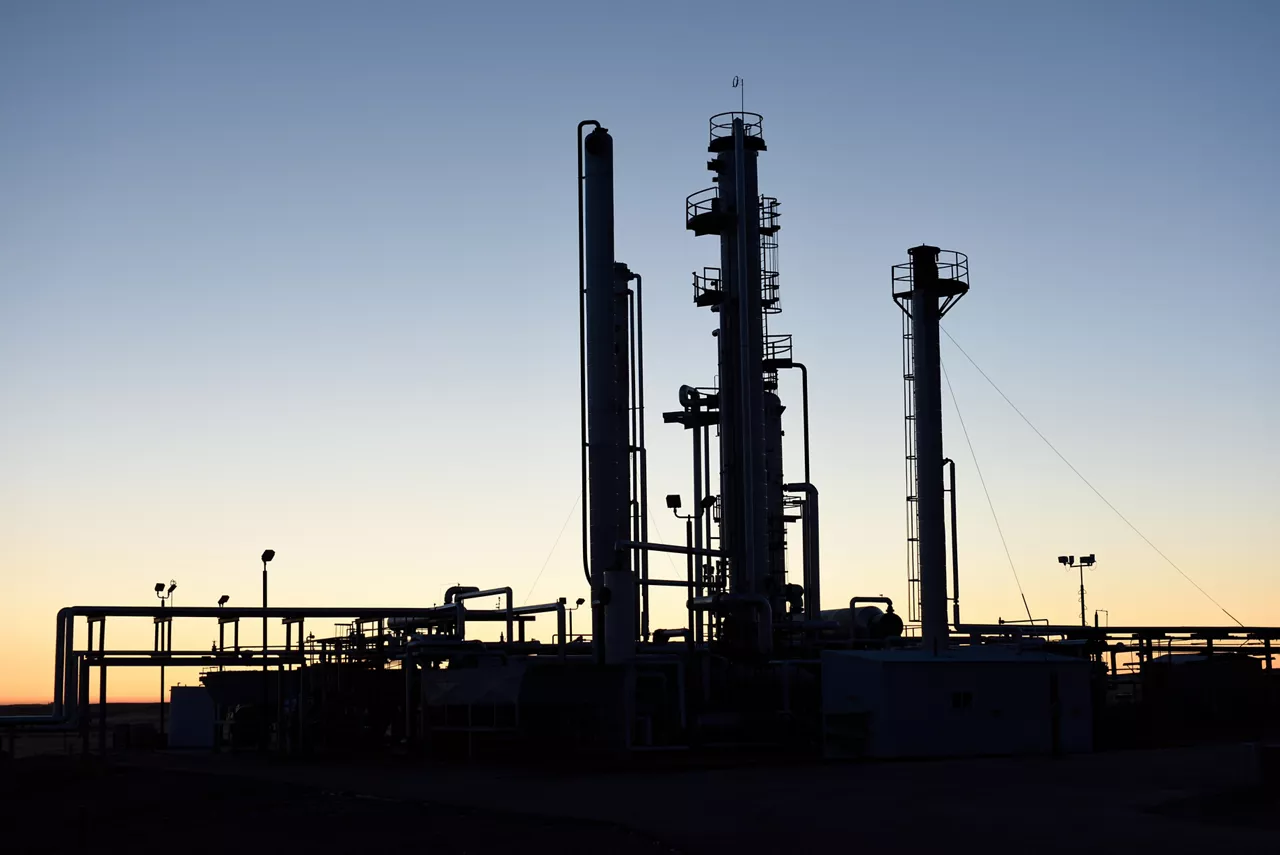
[941, 358, 1034, 622]
[940, 326, 1244, 628]
[523, 494, 581, 605]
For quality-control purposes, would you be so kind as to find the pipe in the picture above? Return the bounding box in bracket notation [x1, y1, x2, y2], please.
[578, 118, 601, 590]
[850, 596, 895, 612]
[500, 601, 567, 663]
[688, 593, 772, 656]
[618, 540, 725, 558]
[780, 363, 811, 485]
[945, 457, 960, 627]
[385, 604, 464, 633]
[454, 587, 514, 643]
[653, 629, 689, 643]
[784, 483, 819, 619]
[629, 286, 639, 637]
[635, 273, 649, 644]
[444, 585, 480, 604]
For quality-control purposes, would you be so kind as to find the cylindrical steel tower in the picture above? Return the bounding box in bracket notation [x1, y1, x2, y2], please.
[892, 245, 968, 653]
[687, 114, 771, 601]
[582, 126, 635, 662]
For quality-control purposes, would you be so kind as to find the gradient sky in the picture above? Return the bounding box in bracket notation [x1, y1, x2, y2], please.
[3, 1, 1278, 702]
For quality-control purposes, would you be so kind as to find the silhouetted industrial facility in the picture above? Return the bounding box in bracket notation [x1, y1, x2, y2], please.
[3, 111, 1276, 761]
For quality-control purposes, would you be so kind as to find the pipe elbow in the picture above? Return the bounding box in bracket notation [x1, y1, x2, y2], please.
[444, 586, 480, 604]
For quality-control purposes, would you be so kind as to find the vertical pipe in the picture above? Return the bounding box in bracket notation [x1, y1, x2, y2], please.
[79, 657, 89, 756]
[262, 563, 268, 747]
[790, 363, 811, 485]
[703, 421, 712, 598]
[98, 665, 107, 755]
[692, 414, 703, 583]
[908, 245, 948, 653]
[53, 610, 67, 717]
[764, 392, 786, 614]
[579, 118, 601, 593]
[63, 614, 75, 718]
[636, 274, 650, 645]
[557, 606, 567, 664]
[628, 288, 644, 640]
[784, 483, 819, 619]
[946, 457, 960, 627]
[686, 518, 695, 653]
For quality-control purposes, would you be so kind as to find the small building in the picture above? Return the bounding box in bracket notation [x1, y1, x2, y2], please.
[822, 647, 1092, 759]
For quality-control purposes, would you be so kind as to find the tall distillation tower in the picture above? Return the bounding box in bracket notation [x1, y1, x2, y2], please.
[684, 113, 797, 629]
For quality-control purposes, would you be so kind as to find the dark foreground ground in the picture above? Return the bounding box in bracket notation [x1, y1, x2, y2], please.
[1, 742, 1277, 853]
[0, 754, 672, 854]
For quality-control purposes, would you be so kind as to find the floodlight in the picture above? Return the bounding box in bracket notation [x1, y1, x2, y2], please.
[218, 594, 230, 606]
[575, 598, 585, 607]
[155, 582, 166, 593]
[1081, 554, 1095, 567]
[261, 549, 275, 563]
[665, 494, 682, 510]
[167, 581, 177, 595]
[1057, 556, 1069, 566]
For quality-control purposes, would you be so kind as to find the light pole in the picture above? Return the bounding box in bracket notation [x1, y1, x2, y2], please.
[155, 580, 176, 737]
[260, 549, 274, 750]
[569, 598, 585, 640]
[1057, 553, 1096, 627]
[668, 494, 718, 644]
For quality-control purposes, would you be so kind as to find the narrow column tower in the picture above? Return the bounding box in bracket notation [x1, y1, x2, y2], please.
[582, 125, 635, 662]
[686, 114, 771, 601]
[893, 246, 968, 653]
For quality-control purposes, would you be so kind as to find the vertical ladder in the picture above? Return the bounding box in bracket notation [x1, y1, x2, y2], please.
[901, 309, 921, 622]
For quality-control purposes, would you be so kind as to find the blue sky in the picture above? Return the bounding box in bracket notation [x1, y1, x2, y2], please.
[2, 1, 1278, 699]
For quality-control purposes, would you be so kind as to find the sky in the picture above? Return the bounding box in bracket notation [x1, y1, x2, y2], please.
[2, 0, 1278, 702]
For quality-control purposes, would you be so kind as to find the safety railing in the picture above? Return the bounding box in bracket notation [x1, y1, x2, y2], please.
[709, 112, 765, 144]
[693, 267, 724, 307]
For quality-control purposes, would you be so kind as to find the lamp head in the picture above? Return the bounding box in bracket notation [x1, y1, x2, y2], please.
[218, 594, 230, 606]
[1081, 554, 1095, 567]
[261, 549, 275, 564]
[1057, 556, 1069, 566]
[665, 494, 682, 510]
[167, 581, 177, 596]
[575, 597, 585, 607]
[155, 582, 166, 593]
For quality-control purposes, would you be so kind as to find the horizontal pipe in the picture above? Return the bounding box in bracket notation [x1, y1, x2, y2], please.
[78, 649, 308, 657]
[957, 624, 1280, 638]
[385, 604, 463, 632]
[617, 540, 725, 558]
[43, 606, 499, 619]
[455, 587, 514, 643]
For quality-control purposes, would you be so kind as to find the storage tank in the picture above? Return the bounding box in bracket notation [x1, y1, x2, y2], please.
[819, 606, 904, 640]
